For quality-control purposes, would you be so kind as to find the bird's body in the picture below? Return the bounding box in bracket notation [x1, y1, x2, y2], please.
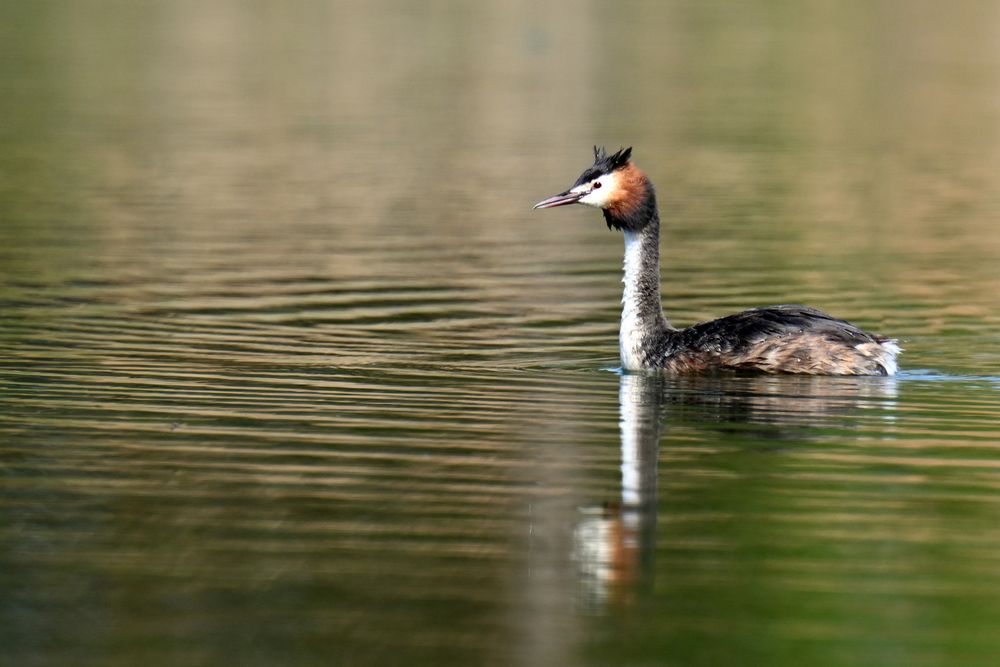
[534, 147, 901, 376]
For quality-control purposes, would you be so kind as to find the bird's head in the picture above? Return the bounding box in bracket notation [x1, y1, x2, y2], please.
[533, 146, 655, 231]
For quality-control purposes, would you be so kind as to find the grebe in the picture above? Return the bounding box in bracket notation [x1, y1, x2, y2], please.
[534, 147, 901, 375]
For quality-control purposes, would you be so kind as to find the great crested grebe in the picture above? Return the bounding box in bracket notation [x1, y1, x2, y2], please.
[534, 147, 901, 375]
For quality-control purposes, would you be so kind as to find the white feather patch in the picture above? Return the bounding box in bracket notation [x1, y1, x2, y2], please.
[879, 340, 902, 376]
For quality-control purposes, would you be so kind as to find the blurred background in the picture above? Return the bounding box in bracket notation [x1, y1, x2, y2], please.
[2, 1, 999, 666]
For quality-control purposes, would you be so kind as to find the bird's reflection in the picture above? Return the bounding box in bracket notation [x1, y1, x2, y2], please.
[573, 373, 663, 611]
[573, 372, 898, 612]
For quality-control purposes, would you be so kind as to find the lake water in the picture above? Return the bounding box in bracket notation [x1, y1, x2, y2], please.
[2, 1, 1000, 665]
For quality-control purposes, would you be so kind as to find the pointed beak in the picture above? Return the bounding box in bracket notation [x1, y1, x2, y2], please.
[533, 190, 584, 210]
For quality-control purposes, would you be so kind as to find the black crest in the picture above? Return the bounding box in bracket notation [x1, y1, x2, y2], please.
[594, 146, 632, 171]
[573, 146, 633, 187]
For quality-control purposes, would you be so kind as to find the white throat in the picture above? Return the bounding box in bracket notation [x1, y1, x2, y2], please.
[620, 231, 647, 370]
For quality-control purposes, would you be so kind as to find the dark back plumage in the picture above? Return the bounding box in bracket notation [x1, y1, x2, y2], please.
[680, 306, 880, 352]
[651, 306, 896, 375]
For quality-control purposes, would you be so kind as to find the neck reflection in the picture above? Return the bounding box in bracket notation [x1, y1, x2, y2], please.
[574, 373, 664, 610]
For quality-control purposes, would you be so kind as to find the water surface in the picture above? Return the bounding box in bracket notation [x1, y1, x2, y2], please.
[2, 1, 1000, 665]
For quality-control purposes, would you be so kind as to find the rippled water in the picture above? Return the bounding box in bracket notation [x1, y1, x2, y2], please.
[3, 1, 1000, 665]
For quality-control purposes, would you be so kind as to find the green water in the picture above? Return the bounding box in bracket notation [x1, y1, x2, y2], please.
[2, 1, 1000, 665]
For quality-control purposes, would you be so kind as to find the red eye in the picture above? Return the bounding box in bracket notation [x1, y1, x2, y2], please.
[593, 182, 602, 189]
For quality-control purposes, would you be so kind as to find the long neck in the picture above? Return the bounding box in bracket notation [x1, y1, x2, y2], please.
[617, 202, 671, 370]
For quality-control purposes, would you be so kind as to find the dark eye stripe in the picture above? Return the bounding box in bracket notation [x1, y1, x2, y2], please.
[573, 168, 604, 187]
